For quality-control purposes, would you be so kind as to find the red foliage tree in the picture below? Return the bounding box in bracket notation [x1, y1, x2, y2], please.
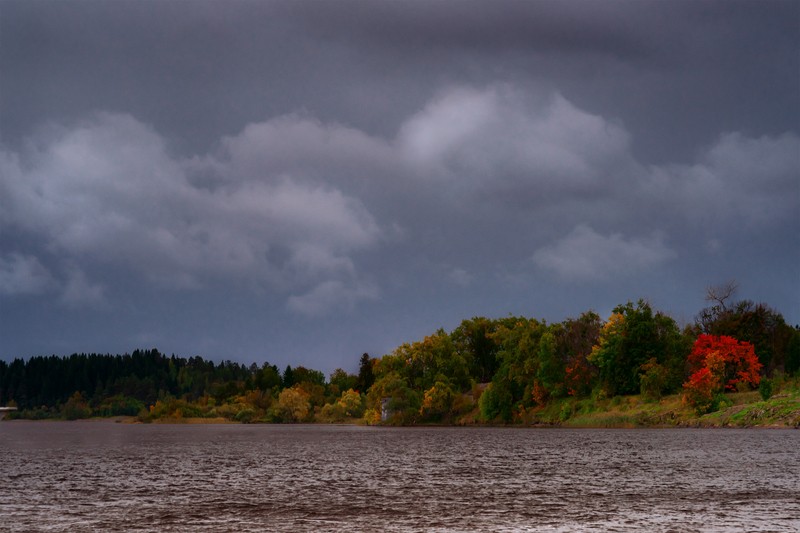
[686, 334, 762, 392]
[683, 367, 717, 414]
[564, 359, 593, 397]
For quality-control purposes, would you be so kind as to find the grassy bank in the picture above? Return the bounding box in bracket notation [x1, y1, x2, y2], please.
[516, 381, 800, 429]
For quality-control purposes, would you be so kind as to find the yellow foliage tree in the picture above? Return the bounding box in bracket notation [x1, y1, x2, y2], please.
[277, 386, 310, 422]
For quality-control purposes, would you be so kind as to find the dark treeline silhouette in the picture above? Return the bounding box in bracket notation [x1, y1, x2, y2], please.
[0, 349, 277, 411]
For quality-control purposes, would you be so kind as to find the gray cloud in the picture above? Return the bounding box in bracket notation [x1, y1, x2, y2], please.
[0, 253, 53, 295]
[277, 0, 662, 59]
[639, 132, 800, 234]
[0, 112, 383, 314]
[60, 266, 105, 309]
[532, 225, 676, 282]
[287, 280, 379, 317]
[4, 86, 795, 310]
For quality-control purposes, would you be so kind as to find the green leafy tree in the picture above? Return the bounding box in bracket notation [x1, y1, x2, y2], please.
[452, 317, 501, 383]
[329, 368, 358, 396]
[590, 301, 687, 396]
[291, 366, 325, 386]
[402, 330, 471, 392]
[479, 366, 515, 422]
[478, 380, 513, 423]
[537, 331, 564, 398]
[489, 317, 547, 414]
[366, 371, 420, 424]
[786, 329, 800, 376]
[639, 358, 667, 401]
[254, 363, 281, 392]
[758, 378, 774, 401]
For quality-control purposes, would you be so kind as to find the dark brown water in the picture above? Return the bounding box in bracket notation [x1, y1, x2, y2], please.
[0, 422, 797, 532]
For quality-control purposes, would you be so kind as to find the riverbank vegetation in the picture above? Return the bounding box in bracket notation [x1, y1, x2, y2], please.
[2, 288, 799, 428]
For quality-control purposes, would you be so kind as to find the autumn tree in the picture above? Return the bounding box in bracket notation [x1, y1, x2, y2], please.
[556, 311, 601, 397]
[285, 366, 327, 409]
[589, 311, 626, 395]
[319, 388, 365, 422]
[276, 386, 311, 422]
[62, 391, 92, 420]
[686, 334, 762, 392]
[419, 380, 457, 421]
[696, 283, 793, 373]
[683, 366, 718, 414]
[338, 389, 365, 418]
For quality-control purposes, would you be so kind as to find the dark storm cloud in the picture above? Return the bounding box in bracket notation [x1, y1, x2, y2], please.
[276, 0, 652, 58]
[1, 0, 797, 371]
[4, 0, 796, 156]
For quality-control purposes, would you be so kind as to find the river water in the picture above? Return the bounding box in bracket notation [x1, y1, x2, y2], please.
[0, 422, 797, 532]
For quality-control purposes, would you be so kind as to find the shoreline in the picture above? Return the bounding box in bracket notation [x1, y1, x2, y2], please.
[5, 387, 798, 429]
[3, 417, 797, 430]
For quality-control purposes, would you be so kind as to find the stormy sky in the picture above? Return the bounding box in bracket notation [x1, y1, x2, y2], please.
[1, 0, 798, 373]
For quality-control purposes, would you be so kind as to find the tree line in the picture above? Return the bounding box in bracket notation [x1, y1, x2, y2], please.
[1, 294, 798, 424]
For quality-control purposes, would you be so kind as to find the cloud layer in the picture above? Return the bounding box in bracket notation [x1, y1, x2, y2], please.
[2, 85, 797, 319]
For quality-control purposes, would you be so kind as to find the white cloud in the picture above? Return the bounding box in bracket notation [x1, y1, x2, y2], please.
[0, 253, 54, 295]
[396, 85, 633, 199]
[397, 86, 501, 166]
[532, 225, 676, 281]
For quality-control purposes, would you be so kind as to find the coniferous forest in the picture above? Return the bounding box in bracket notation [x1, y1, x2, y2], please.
[2, 294, 799, 426]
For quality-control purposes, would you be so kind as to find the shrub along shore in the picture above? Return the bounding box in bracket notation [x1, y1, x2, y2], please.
[2, 295, 799, 428]
[3, 385, 799, 429]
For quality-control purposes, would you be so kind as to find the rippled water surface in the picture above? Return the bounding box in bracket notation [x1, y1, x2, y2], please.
[1, 422, 798, 532]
